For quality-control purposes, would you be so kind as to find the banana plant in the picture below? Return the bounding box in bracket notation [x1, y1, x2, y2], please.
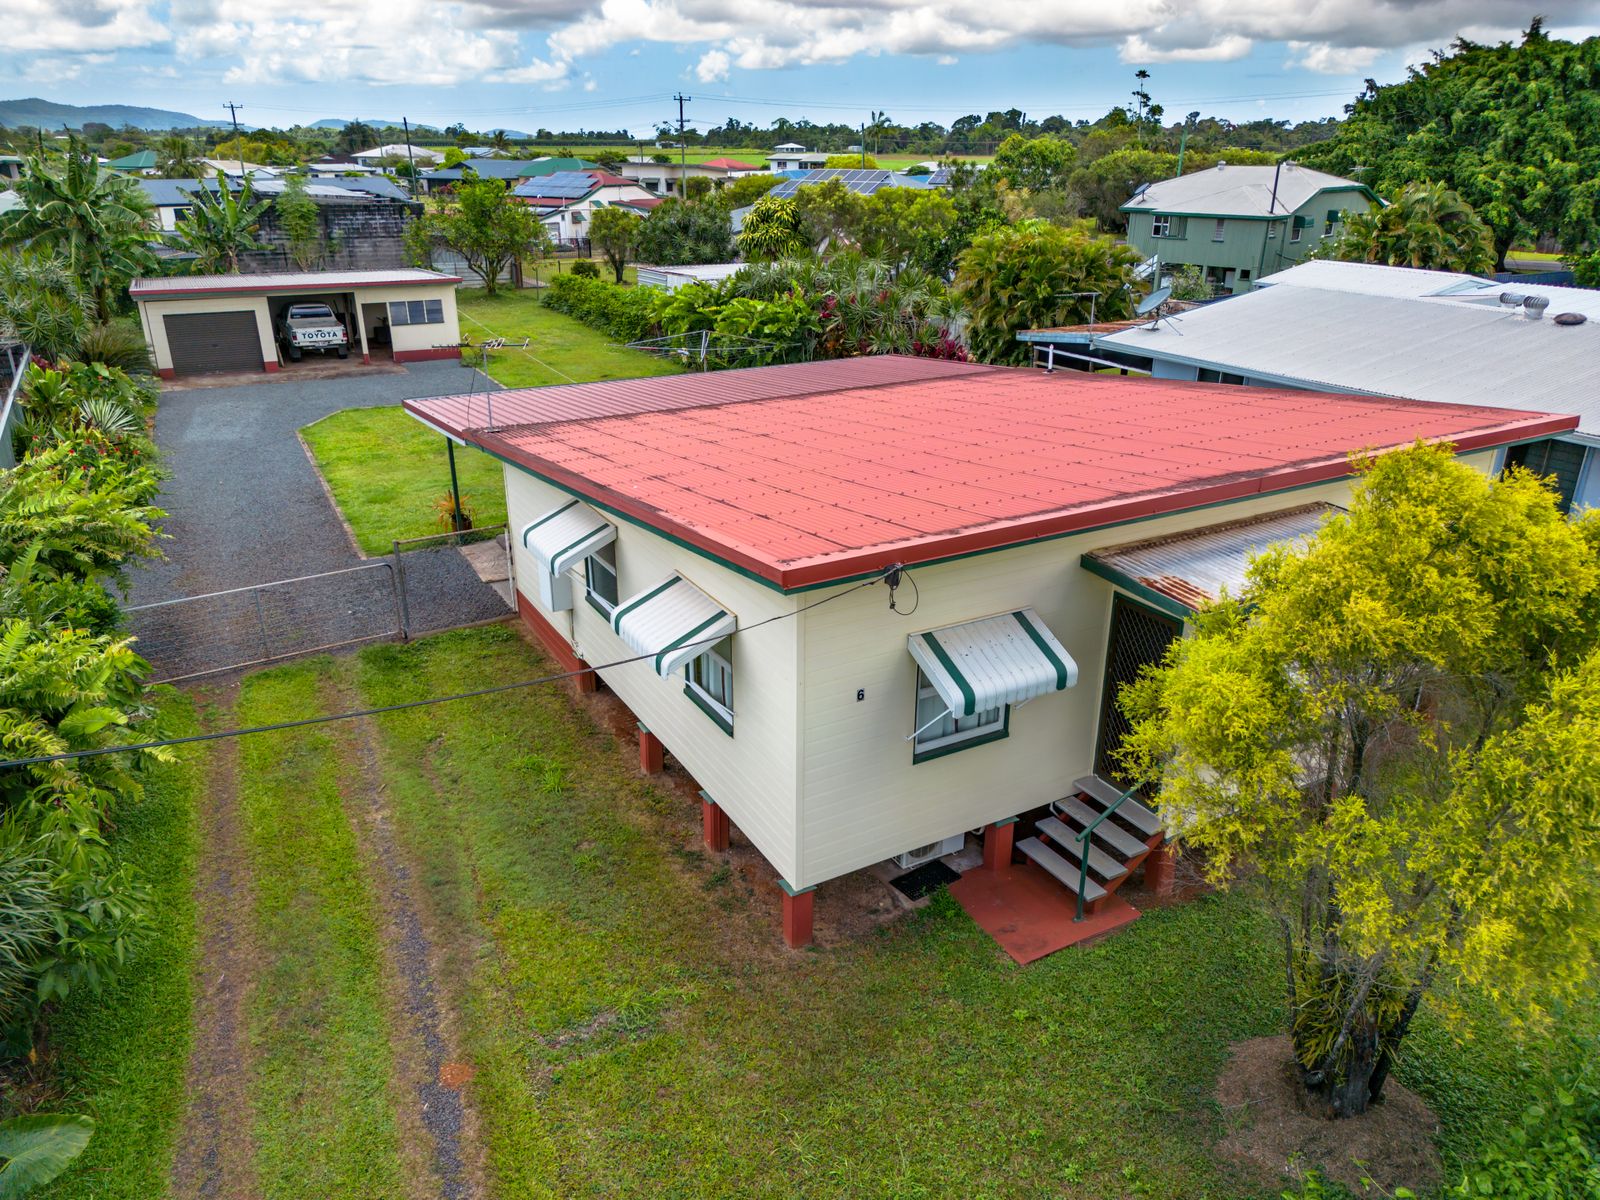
[0, 1114, 94, 1198]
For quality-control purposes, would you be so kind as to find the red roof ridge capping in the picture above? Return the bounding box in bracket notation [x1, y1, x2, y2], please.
[405, 359, 1576, 591]
[702, 157, 760, 171]
[586, 171, 635, 187]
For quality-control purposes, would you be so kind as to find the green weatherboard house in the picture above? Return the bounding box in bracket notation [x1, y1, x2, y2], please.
[1123, 161, 1377, 295]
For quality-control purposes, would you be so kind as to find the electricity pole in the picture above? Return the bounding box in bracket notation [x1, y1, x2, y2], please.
[672, 93, 690, 195]
[401, 116, 418, 198]
[223, 101, 245, 179]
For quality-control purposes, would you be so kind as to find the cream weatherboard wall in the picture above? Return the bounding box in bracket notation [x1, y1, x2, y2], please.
[137, 295, 276, 373]
[503, 466, 806, 883]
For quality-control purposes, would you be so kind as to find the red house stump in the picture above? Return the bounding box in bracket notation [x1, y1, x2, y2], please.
[982, 818, 1017, 873]
[700, 791, 729, 853]
[638, 724, 664, 774]
[780, 882, 814, 949]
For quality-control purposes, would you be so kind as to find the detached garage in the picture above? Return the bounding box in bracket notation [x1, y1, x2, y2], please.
[130, 268, 464, 379]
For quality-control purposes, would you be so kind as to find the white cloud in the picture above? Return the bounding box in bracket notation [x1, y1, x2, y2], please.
[1288, 41, 1381, 74]
[695, 47, 730, 81]
[8, 0, 1599, 90]
[0, 0, 165, 51]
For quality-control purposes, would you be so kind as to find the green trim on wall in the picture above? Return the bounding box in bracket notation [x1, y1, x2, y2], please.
[911, 707, 1011, 765]
[683, 682, 735, 736]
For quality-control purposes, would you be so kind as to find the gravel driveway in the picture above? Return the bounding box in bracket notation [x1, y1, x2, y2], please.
[127, 361, 512, 676]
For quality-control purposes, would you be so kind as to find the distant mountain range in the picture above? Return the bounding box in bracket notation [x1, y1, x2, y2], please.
[0, 97, 234, 130]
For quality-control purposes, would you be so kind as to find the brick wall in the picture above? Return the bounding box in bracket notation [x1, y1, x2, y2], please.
[240, 198, 421, 274]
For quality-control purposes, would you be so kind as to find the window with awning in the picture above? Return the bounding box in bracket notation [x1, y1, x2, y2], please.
[611, 574, 737, 679]
[906, 609, 1077, 760]
[519, 499, 616, 611]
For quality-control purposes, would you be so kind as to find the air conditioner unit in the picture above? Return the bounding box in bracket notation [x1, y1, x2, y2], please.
[893, 834, 965, 871]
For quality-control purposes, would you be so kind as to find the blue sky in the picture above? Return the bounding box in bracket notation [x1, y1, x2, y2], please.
[4, 0, 1596, 135]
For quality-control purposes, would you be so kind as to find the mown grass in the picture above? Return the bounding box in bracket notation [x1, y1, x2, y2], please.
[332, 625, 1557, 1200]
[237, 664, 409, 1199]
[301, 407, 507, 554]
[456, 287, 682, 389]
[34, 690, 204, 1200]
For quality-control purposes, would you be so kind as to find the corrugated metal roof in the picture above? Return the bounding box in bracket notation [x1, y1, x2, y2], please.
[405, 356, 1573, 590]
[1258, 260, 1489, 298]
[1122, 162, 1368, 217]
[130, 268, 460, 297]
[1098, 279, 1600, 436]
[1085, 503, 1340, 610]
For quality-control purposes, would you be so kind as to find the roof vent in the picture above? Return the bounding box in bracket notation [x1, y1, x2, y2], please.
[1216, 160, 1226, 170]
[1523, 294, 1550, 320]
[1554, 311, 1588, 326]
[1499, 291, 1525, 307]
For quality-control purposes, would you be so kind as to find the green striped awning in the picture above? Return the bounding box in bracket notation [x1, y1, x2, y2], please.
[520, 499, 616, 579]
[908, 609, 1078, 718]
[611, 574, 737, 678]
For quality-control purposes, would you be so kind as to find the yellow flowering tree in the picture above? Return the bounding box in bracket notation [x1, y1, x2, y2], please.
[1123, 443, 1600, 1117]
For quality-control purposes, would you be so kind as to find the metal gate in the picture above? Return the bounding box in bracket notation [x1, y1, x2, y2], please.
[123, 562, 403, 683]
[163, 310, 263, 376]
[1093, 594, 1181, 785]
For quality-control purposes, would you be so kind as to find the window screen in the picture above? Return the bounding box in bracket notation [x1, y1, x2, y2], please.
[388, 299, 445, 325]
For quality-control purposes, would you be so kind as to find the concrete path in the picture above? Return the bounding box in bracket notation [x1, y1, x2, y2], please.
[126, 361, 511, 675]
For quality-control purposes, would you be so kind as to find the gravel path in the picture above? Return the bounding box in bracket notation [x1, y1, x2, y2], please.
[126, 362, 511, 675]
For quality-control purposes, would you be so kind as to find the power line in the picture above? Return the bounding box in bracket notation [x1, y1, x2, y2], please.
[0, 567, 911, 770]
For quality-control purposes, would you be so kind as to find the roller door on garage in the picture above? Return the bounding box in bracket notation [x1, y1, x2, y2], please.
[163, 311, 263, 376]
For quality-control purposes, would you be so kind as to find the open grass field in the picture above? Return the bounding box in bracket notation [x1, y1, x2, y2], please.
[36, 626, 1583, 1199]
[300, 291, 674, 552]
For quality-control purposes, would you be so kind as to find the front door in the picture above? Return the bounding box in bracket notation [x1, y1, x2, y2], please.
[1093, 594, 1182, 785]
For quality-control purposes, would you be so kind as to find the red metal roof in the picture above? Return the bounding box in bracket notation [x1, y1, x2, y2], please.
[131, 268, 461, 298]
[404, 357, 1576, 590]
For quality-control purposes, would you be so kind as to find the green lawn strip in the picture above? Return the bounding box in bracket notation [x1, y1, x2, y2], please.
[301, 407, 506, 554]
[237, 660, 409, 1200]
[36, 689, 204, 1200]
[348, 627, 1305, 1198]
[455, 288, 682, 389]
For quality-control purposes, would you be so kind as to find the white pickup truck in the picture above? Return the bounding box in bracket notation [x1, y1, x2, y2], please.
[277, 303, 350, 362]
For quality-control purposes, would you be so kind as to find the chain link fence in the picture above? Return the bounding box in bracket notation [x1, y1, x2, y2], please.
[124, 527, 516, 684]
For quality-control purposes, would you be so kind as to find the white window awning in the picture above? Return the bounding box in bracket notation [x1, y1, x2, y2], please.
[611, 574, 737, 678]
[908, 609, 1078, 717]
[520, 499, 616, 578]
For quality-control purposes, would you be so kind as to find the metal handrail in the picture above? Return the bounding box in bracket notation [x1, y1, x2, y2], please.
[1073, 783, 1139, 922]
[0, 345, 32, 471]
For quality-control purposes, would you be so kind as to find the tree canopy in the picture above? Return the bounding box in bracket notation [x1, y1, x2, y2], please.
[1123, 443, 1600, 1118]
[1300, 23, 1600, 267]
[738, 196, 808, 262]
[586, 205, 638, 284]
[413, 175, 549, 295]
[632, 198, 734, 266]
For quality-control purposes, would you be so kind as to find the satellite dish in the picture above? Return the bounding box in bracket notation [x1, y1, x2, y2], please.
[1136, 285, 1172, 316]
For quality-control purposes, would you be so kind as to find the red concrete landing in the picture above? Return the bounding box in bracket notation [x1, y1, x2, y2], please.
[949, 865, 1141, 964]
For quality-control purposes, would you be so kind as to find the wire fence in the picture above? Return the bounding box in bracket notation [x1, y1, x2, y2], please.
[123, 527, 516, 684]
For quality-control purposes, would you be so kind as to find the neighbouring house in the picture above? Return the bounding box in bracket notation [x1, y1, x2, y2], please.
[763, 168, 938, 200]
[0, 155, 23, 182]
[765, 146, 829, 173]
[353, 143, 444, 167]
[1121, 161, 1377, 295]
[403, 356, 1570, 950]
[136, 176, 419, 272]
[1022, 260, 1600, 514]
[417, 155, 599, 195]
[620, 156, 763, 196]
[306, 156, 381, 177]
[201, 157, 279, 180]
[510, 170, 658, 244]
[132, 267, 462, 378]
[635, 263, 746, 291]
[105, 149, 158, 175]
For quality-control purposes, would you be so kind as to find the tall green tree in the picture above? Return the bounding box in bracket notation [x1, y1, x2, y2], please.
[738, 196, 808, 261]
[422, 175, 548, 296]
[1123, 444, 1600, 1118]
[991, 132, 1077, 192]
[155, 134, 204, 179]
[1323, 182, 1495, 274]
[275, 174, 324, 270]
[0, 139, 155, 320]
[586, 205, 638, 284]
[165, 173, 270, 273]
[955, 220, 1140, 364]
[1301, 22, 1600, 268]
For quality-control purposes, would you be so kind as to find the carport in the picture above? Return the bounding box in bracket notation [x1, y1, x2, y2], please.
[130, 268, 464, 379]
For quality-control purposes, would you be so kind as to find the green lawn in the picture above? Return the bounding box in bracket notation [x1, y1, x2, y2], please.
[456, 287, 682, 389]
[302, 408, 507, 554]
[31, 691, 205, 1200]
[300, 293, 675, 553]
[210, 626, 1566, 1200]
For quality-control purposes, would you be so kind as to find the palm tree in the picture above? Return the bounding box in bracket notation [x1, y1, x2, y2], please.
[165, 172, 270, 273]
[156, 134, 204, 179]
[0, 138, 156, 320]
[1327, 183, 1496, 274]
[490, 129, 511, 154]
